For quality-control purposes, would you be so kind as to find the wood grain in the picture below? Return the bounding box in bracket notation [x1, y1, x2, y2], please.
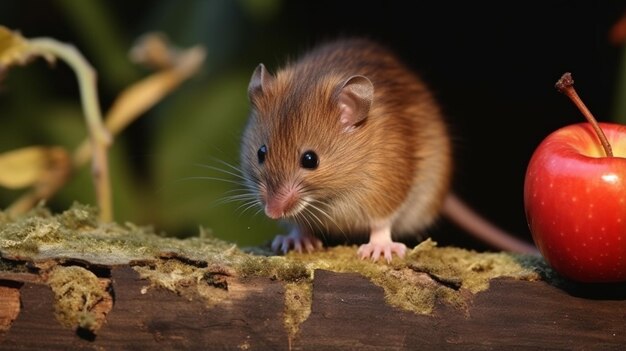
[1, 267, 625, 350]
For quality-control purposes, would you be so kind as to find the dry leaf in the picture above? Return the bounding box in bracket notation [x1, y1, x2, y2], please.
[1, 28, 204, 219]
[106, 46, 205, 134]
[0, 26, 31, 67]
[129, 32, 174, 70]
[0, 146, 70, 189]
[0, 26, 54, 69]
[74, 34, 206, 166]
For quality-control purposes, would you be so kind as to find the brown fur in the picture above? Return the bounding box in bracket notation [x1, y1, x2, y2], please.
[241, 38, 452, 239]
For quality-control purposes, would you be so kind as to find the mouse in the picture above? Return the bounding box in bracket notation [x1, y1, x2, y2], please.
[239, 37, 537, 262]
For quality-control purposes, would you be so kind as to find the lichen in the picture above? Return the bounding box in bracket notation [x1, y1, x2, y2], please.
[407, 239, 540, 293]
[283, 282, 312, 342]
[237, 255, 311, 282]
[133, 258, 230, 308]
[0, 203, 239, 266]
[282, 239, 541, 316]
[46, 265, 111, 333]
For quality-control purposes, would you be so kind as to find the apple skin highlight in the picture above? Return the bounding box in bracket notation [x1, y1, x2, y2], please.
[524, 122, 626, 283]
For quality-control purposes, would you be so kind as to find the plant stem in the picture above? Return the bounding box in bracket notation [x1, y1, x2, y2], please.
[28, 38, 113, 221]
[555, 72, 613, 157]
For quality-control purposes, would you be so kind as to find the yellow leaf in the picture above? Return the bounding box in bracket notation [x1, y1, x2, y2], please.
[74, 34, 205, 166]
[106, 49, 205, 134]
[129, 32, 174, 70]
[0, 26, 33, 67]
[0, 146, 70, 189]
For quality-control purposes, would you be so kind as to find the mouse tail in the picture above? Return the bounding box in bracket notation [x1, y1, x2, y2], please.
[442, 193, 539, 254]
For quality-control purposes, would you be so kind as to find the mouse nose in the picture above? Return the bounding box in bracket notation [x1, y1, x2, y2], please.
[264, 205, 283, 219]
[264, 187, 300, 219]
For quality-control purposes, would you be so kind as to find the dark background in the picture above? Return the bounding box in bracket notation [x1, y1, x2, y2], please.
[1, 1, 624, 251]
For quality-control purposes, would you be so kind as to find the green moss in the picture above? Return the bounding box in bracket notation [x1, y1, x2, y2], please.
[58, 203, 99, 229]
[46, 265, 110, 332]
[282, 239, 541, 316]
[0, 203, 239, 266]
[407, 239, 540, 293]
[237, 255, 311, 282]
[0, 204, 549, 341]
[283, 282, 312, 343]
[133, 258, 231, 308]
[0, 212, 62, 254]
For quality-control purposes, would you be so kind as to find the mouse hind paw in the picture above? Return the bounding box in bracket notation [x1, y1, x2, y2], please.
[357, 241, 406, 263]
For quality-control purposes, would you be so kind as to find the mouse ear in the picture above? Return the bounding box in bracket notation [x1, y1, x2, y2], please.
[248, 63, 274, 100]
[337, 75, 373, 132]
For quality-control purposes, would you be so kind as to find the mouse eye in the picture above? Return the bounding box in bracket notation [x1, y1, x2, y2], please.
[300, 150, 319, 169]
[257, 145, 267, 164]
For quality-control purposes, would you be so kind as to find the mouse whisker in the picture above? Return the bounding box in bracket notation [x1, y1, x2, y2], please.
[308, 198, 350, 241]
[252, 205, 265, 217]
[223, 193, 258, 201]
[300, 204, 326, 232]
[217, 194, 258, 207]
[203, 157, 245, 174]
[213, 158, 246, 175]
[238, 200, 262, 216]
[222, 188, 254, 196]
[301, 198, 342, 241]
[195, 163, 249, 183]
[302, 200, 330, 225]
[294, 211, 316, 236]
[175, 176, 245, 187]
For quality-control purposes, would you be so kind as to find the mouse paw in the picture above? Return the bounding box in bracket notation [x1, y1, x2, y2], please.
[357, 242, 406, 263]
[271, 229, 322, 254]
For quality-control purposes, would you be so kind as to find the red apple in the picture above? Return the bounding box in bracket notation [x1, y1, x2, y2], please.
[524, 74, 626, 283]
[524, 122, 626, 282]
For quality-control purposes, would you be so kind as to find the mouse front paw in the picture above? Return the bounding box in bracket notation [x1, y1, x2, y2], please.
[357, 242, 406, 263]
[271, 228, 323, 254]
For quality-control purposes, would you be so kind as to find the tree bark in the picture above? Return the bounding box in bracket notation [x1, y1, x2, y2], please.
[1, 264, 625, 351]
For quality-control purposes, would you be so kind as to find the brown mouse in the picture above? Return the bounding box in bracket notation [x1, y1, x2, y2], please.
[240, 38, 536, 261]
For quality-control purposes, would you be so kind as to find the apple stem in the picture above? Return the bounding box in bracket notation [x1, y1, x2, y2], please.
[555, 72, 613, 157]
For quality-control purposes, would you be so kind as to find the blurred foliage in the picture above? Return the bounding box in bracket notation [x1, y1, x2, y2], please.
[0, 0, 284, 246]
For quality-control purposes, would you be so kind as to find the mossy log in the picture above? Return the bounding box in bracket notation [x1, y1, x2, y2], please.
[1, 205, 625, 350]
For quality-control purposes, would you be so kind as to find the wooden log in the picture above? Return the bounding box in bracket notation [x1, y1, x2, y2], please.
[1, 206, 624, 350]
[300, 270, 626, 350]
[1, 265, 625, 350]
